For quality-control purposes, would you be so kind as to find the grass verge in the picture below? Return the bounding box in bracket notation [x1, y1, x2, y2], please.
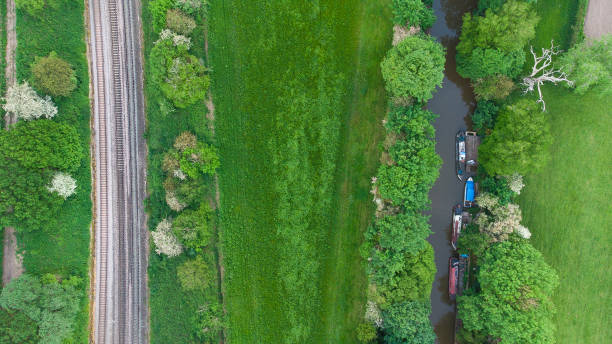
[210, 0, 391, 342]
[14, 1, 92, 341]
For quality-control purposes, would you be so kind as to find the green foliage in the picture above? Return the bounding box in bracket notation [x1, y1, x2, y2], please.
[382, 300, 436, 344]
[0, 308, 39, 343]
[391, 0, 435, 29]
[479, 99, 551, 176]
[149, 0, 176, 32]
[457, 223, 489, 259]
[31, 51, 77, 97]
[0, 120, 83, 233]
[457, 0, 539, 55]
[194, 300, 224, 342]
[356, 322, 377, 343]
[376, 244, 436, 307]
[480, 175, 514, 205]
[151, 38, 209, 108]
[166, 9, 196, 35]
[560, 35, 612, 95]
[458, 240, 558, 344]
[366, 212, 431, 284]
[473, 74, 515, 101]
[177, 256, 212, 291]
[15, 0, 44, 17]
[380, 35, 445, 103]
[477, 0, 505, 13]
[377, 106, 441, 210]
[0, 274, 81, 344]
[173, 203, 213, 251]
[456, 48, 525, 79]
[471, 100, 498, 135]
[15, 1, 92, 340]
[175, 0, 206, 16]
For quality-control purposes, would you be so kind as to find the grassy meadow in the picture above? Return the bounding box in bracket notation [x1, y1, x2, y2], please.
[209, 0, 392, 342]
[517, 1, 611, 343]
[14, 1, 92, 341]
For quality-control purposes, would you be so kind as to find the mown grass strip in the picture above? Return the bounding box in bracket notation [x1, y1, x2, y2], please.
[14, 1, 92, 341]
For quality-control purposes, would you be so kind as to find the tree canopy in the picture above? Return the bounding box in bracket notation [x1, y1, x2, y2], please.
[31, 52, 77, 97]
[560, 35, 612, 95]
[391, 0, 435, 29]
[381, 35, 445, 103]
[458, 240, 559, 344]
[479, 99, 551, 176]
[382, 300, 436, 344]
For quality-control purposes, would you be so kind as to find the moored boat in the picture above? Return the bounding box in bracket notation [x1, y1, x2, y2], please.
[449, 257, 459, 301]
[456, 131, 466, 181]
[464, 177, 475, 208]
[451, 204, 462, 250]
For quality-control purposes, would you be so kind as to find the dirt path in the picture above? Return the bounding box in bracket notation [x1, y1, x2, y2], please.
[2, 0, 24, 287]
[584, 0, 612, 40]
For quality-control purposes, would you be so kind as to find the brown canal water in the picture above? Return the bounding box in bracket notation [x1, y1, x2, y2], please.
[426, 0, 477, 343]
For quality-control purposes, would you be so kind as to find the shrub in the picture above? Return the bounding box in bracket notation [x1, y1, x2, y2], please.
[480, 175, 514, 205]
[0, 308, 39, 343]
[473, 75, 515, 101]
[149, 0, 176, 32]
[166, 9, 196, 35]
[47, 172, 77, 199]
[3, 82, 57, 120]
[175, 0, 206, 16]
[391, 0, 435, 29]
[381, 35, 445, 103]
[382, 300, 436, 344]
[177, 256, 212, 291]
[471, 100, 498, 135]
[173, 203, 213, 251]
[31, 52, 77, 97]
[479, 99, 551, 176]
[152, 219, 183, 257]
[194, 300, 224, 342]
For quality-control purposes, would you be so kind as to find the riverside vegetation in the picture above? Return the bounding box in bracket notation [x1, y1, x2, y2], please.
[0, 0, 92, 342]
[454, 0, 610, 343]
[143, 0, 223, 343]
[357, 1, 445, 343]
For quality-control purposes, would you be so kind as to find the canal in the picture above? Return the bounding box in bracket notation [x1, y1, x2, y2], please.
[426, 0, 477, 343]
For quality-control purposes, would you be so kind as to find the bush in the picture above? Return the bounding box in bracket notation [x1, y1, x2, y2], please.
[173, 203, 214, 252]
[480, 175, 513, 204]
[479, 99, 551, 176]
[177, 256, 212, 291]
[380, 35, 445, 103]
[31, 52, 77, 97]
[149, 0, 176, 32]
[391, 0, 435, 29]
[194, 300, 224, 342]
[175, 0, 206, 16]
[3, 82, 58, 120]
[357, 322, 377, 343]
[473, 75, 515, 101]
[152, 219, 183, 257]
[0, 308, 39, 343]
[382, 300, 436, 344]
[151, 38, 209, 108]
[471, 100, 498, 135]
[166, 9, 196, 35]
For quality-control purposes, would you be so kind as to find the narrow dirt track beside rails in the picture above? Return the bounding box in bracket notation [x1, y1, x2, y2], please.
[584, 0, 612, 40]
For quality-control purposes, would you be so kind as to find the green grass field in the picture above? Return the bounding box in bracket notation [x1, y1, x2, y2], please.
[517, 1, 611, 343]
[14, 2, 92, 341]
[209, 0, 391, 342]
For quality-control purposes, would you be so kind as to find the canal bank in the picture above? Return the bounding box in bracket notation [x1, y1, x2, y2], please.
[426, 0, 477, 343]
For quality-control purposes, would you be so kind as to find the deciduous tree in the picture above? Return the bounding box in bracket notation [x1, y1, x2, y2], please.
[3, 82, 57, 121]
[177, 256, 211, 291]
[382, 300, 436, 344]
[31, 52, 77, 97]
[560, 35, 612, 95]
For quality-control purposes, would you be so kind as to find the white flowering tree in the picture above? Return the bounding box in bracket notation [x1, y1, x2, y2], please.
[47, 172, 77, 199]
[476, 193, 530, 242]
[3, 82, 58, 120]
[151, 219, 183, 257]
[156, 29, 191, 49]
[505, 173, 525, 195]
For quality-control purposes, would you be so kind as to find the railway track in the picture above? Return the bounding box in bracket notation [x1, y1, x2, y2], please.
[89, 0, 147, 342]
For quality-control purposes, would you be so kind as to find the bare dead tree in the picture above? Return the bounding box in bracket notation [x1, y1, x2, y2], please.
[522, 40, 574, 111]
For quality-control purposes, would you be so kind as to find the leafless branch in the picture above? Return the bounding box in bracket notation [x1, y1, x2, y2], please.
[521, 40, 574, 111]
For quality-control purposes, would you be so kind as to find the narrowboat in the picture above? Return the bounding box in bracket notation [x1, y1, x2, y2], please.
[451, 204, 462, 250]
[456, 131, 466, 181]
[449, 257, 459, 301]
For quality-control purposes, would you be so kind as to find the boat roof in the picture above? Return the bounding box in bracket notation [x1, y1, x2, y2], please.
[465, 179, 475, 202]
